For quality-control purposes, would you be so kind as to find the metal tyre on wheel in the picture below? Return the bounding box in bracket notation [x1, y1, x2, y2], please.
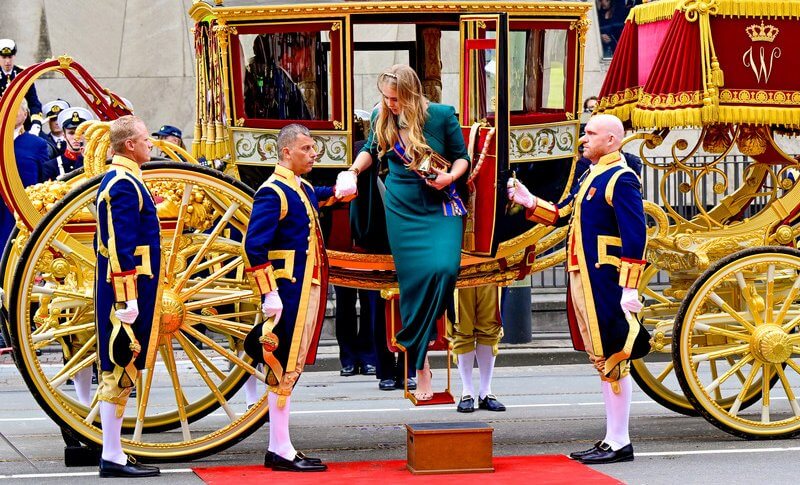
[8, 162, 270, 460]
[673, 246, 800, 439]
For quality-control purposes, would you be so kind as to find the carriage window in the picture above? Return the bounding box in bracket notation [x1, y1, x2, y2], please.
[509, 28, 567, 113]
[240, 31, 332, 121]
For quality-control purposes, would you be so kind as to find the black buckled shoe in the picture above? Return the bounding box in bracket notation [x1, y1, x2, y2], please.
[340, 365, 357, 377]
[379, 378, 396, 391]
[265, 450, 322, 467]
[269, 452, 328, 472]
[579, 442, 634, 464]
[361, 364, 376, 375]
[396, 377, 417, 390]
[478, 394, 506, 412]
[99, 456, 160, 478]
[569, 441, 603, 460]
[457, 395, 475, 413]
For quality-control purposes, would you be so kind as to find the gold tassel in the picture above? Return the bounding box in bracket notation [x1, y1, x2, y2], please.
[711, 57, 724, 87]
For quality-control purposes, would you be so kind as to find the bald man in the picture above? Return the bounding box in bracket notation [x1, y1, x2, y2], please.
[507, 114, 648, 464]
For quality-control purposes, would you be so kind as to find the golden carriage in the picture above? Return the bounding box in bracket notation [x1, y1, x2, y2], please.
[0, 0, 593, 460]
[4, 0, 799, 463]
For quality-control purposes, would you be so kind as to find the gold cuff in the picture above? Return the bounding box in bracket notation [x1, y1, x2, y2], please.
[110, 270, 137, 302]
[619, 257, 647, 289]
[526, 198, 559, 225]
[245, 262, 277, 295]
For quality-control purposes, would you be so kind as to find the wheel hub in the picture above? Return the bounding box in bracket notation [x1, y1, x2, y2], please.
[160, 289, 186, 335]
[751, 325, 792, 364]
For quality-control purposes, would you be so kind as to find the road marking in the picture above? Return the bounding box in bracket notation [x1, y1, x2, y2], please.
[637, 446, 800, 457]
[0, 468, 193, 479]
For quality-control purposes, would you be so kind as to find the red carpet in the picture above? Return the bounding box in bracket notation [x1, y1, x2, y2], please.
[193, 455, 623, 484]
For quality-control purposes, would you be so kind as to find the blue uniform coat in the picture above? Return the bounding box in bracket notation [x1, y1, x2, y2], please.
[243, 164, 335, 381]
[94, 156, 161, 372]
[526, 151, 648, 369]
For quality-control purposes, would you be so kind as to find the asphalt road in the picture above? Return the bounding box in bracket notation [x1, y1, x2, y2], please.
[1, 360, 799, 484]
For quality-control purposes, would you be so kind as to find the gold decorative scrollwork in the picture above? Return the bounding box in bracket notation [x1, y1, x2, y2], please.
[331, 21, 341, 31]
[148, 181, 216, 231]
[570, 15, 590, 49]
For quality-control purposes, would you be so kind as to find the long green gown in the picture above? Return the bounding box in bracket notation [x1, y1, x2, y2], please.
[362, 103, 469, 369]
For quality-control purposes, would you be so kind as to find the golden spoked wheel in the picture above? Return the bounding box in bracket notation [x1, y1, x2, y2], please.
[630, 265, 696, 415]
[8, 162, 271, 460]
[673, 247, 800, 439]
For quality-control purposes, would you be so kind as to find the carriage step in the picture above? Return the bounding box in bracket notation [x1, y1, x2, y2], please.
[406, 422, 493, 474]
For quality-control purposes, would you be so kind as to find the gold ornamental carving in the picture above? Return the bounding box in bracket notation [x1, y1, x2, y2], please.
[570, 15, 590, 49]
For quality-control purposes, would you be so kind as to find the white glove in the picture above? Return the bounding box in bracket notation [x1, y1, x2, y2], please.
[29, 122, 42, 137]
[335, 170, 358, 199]
[620, 288, 643, 314]
[506, 178, 536, 209]
[115, 299, 139, 324]
[262, 289, 283, 323]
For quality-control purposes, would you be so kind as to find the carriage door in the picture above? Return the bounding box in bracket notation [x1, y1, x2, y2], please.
[459, 14, 509, 257]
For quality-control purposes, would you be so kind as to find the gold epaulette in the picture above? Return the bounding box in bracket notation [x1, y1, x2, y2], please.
[525, 198, 559, 226]
[245, 262, 277, 295]
[110, 270, 138, 302]
[619, 257, 646, 289]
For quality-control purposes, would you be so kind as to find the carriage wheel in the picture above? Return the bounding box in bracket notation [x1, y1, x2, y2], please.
[673, 247, 800, 439]
[630, 265, 696, 415]
[8, 162, 270, 460]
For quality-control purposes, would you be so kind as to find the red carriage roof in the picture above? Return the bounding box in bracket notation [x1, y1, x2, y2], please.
[597, 0, 800, 129]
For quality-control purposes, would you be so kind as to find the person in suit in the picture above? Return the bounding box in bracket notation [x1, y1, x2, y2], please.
[94, 115, 161, 478]
[507, 114, 648, 464]
[0, 39, 44, 136]
[40, 99, 70, 158]
[41, 107, 96, 182]
[243, 123, 353, 472]
[0, 99, 48, 247]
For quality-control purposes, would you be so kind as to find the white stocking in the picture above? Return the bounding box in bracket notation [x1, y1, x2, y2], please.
[73, 366, 93, 406]
[267, 391, 296, 460]
[457, 351, 475, 398]
[602, 375, 632, 450]
[475, 344, 496, 399]
[99, 401, 127, 465]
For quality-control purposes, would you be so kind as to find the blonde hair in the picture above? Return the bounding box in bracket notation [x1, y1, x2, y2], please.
[110, 115, 144, 153]
[374, 64, 430, 169]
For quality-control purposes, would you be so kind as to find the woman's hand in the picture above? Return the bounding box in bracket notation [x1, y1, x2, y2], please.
[425, 167, 454, 191]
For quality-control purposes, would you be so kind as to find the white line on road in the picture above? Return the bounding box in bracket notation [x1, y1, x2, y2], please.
[0, 468, 193, 479]
[637, 446, 800, 457]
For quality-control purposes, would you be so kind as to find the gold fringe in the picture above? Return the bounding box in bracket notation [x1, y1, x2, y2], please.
[632, 106, 704, 129]
[714, 0, 800, 18]
[633, 104, 800, 129]
[630, 0, 679, 25]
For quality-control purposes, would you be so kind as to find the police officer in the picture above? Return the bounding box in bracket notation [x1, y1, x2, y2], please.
[151, 124, 185, 160]
[95, 115, 160, 478]
[41, 99, 70, 158]
[41, 107, 96, 182]
[0, 39, 44, 136]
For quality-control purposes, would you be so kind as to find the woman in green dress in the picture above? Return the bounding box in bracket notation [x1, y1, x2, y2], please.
[338, 65, 469, 400]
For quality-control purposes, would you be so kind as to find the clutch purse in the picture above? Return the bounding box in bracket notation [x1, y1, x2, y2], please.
[414, 149, 452, 179]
